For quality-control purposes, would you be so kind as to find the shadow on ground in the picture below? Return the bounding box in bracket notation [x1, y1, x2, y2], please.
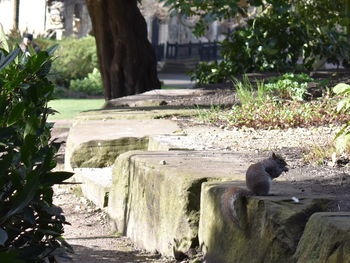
[68, 243, 164, 263]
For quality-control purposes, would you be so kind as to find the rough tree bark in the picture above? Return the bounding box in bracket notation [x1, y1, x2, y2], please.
[85, 0, 161, 100]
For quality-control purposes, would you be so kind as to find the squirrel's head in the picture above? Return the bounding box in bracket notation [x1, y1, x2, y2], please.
[271, 152, 288, 172]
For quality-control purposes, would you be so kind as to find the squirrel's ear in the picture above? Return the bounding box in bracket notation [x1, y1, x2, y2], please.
[272, 152, 276, 159]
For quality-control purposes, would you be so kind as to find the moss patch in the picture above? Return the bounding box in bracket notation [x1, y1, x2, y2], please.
[71, 137, 149, 168]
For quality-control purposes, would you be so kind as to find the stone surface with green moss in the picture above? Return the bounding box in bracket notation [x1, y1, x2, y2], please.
[108, 150, 248, 258]
[199, 181, 333, 263]
[294, 212, 350, 263]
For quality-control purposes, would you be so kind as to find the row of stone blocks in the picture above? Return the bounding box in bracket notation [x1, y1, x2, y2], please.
[72, 150, 350, 263]
[64, 114, 350, 262]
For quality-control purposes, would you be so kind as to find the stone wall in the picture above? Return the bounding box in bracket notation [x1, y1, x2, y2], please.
[0, 0, 91, 39]
[140, 0, 231, 45]
[45, 0, 92, 39]
[62, 0, 91, 38]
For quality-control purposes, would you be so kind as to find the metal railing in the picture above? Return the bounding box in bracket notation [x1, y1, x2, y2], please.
[153, 41, 221, 62]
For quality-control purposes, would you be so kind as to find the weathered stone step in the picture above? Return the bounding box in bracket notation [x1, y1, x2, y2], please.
[64, 118, 180, 171]
[64, 106, 203, 172]
[199, 181, 334, 263]
[105, 150, 343, 261]
[107, 151, 249, 258]
[74, 167, 112, 208]
[102, 89, 216, 109]
[295, 212, 350, 263]
[75, 107, 198, 121]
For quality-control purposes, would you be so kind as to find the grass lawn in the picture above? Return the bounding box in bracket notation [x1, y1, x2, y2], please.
[48, 85, 185, 121]
[48, 98, 105, 120]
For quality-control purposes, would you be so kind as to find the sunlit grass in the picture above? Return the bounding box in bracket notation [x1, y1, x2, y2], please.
[48, 99, 105, 120]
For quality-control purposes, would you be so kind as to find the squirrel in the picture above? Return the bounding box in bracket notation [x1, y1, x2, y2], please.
[221, 152, 288, 229]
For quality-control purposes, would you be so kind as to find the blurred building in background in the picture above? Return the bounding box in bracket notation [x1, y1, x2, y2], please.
[0, 0, 229, 43]
[0, 0, 91, 39]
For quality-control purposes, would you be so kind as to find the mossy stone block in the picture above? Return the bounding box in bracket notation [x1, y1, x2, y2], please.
[108, 151, 248, 258]
[199, 182, 332, 263]
[294, 212, 350, 263]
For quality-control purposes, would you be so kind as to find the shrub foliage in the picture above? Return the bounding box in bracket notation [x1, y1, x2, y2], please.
[0, 40, 73, 261]
[36, 37, 98, 87]
[185, 1, 349, 85]
[333, 83, 350, 154]
[70, 67, 103, 96]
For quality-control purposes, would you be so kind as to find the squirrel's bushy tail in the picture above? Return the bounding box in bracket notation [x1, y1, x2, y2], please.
[221, 186, 251, 230]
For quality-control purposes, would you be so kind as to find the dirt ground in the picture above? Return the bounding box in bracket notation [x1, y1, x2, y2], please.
[53, 185, 175, 263]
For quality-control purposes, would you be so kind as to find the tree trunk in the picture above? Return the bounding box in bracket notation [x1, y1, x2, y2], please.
[85, 0, 160, 100]
[12, 0, 19, 30]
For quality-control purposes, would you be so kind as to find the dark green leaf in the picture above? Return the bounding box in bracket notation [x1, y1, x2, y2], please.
[24, 118, 38, 137]
[0, 151, 13, 173]
[47, 44, 59, 56]
[0, 228, 8, 245]
[0, 48, 20, 72]
[0, 173, 39, 224]
[23, 207, 36, 225]
[7, 102, 25, 126]
[37, 228, 63, 237]
[21, 134, 36, 166]
[57, 236, 74, 253]
[0, 127, 15, 140]
[41, 171, 74, 186]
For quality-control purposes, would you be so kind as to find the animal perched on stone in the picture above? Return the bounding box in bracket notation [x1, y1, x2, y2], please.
[221, 152, 288, 228]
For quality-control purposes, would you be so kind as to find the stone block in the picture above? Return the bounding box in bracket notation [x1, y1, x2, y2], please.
[107, 151, 248, 258]
[198, 182, 332, 263]
[74, 168, 112, 208]
[64, 119, 179, 170]
[294, 212, 350, 263]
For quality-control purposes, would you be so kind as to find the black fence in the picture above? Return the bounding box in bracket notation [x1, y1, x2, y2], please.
[153, 41, 221, 62]
[153, 43, 165, 61]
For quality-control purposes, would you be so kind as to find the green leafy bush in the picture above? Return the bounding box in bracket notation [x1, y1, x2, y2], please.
[189, 61, 231, 86]
[6, 36, 98, 89]
[190, 1, 349, 85]
[54, 37, 98, 86]
[70, 68, 103, 96]
[44, 37, 98, 87]
[232, 73, 315, 107]
[265, 73, 314, 101]
[0, 41, 73, 261]
[333, 83, 350, 154]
